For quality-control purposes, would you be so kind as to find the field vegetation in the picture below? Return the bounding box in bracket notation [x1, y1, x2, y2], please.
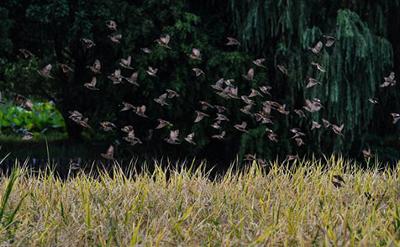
[0, 156, 399, 246]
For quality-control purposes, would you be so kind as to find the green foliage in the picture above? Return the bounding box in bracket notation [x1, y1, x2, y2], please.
[0, 101, 65, 134]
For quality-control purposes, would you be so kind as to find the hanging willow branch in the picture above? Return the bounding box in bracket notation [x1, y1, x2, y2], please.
[227, 0, 397, 155]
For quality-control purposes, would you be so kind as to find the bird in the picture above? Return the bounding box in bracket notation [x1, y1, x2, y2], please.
[294, 109, 306, 118]
[165, 130, 180, 144]
[155, 34, 171, 49]
[84, 77, 100, 90]
[323, 35, 336, 47]
[259, 86, 272, 95]
[311, 121, 321, 130]
[141, 48, 152, 54]
[248, 89, 262, 98]
[215, 113, 229, 122]
[194, 111, 209, 123]
[37, 64, 54, 79]
[109, 34, 122, 43]
[309, 41, 323, 54]
[332, 175, 346, 184]
[120, 56, 134, 70]
[253, 58, 266, 68]
[226, 37, 240, 46]
[322, 119, 331, 128]
[192, 68, 205, 77]
[99, 122, 116, 132]
[106, 20, 118, 31]
[81, 38, 95, 49]
[146, 66, 158, 77]
[210, 78, 225, 91]
[188, 48, 202, 60]
[306, 77, 321, 88]
[286, 154, 299, 162]
[154, 93, 169, 106]
[18, 49, 34, 59]
[124, 71, 139, 86]
[214, 105, 228, 113]
[240, 104, 253, 116]
[155, 119, 172, 129]
[199, 101, 214, 111]
[121, 125, 134, 133]
[234, 121, 249, 133]
[22, 131, 34, 141]
[242, 68, 254, 81]
[290, 128, 306, 139]
[166, 89, 179, 99]
[362, 148, 372, 159]
[212, 131, 226, 139]
[184, 133, 196, 145]
[123, 130, 142, 146]
[390, 113, 400, 124]
[303, 99, 323, 113]
[332, 124, 344, 136]
[380, 72, 396, 87]
[311, 62, 326, 73]
[277, 65, 288, 75]
[60, 63, 73, 74]
[89, 59, 101, 74]
[368, 98, 378, 105]
[211, 121, 222, 129]
[108, 69, 123, 84]
[294, 138, 304, 147]
[240, 96, 254, 105]
[265, 128, 278, 143]
[101, 145, 115, 160]
[120, 102, 135, 112]
[133, 105, 148, 118]
[276, 104, 290, 115]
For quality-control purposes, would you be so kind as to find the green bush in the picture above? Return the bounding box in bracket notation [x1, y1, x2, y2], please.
[0, 101, 65, 134]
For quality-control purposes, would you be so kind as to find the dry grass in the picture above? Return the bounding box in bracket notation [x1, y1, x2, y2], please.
[0, 156, 399, 246]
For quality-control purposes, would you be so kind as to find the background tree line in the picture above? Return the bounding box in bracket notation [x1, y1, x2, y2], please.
[1, 0, 400, 163]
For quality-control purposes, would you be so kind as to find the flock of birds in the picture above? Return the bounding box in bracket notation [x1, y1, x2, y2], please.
[2, 19, 398, 163]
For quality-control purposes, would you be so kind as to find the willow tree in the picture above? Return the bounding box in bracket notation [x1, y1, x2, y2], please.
[226, 0, 399, 158]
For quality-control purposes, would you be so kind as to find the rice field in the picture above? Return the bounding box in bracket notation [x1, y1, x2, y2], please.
[0, 156, 399, 246]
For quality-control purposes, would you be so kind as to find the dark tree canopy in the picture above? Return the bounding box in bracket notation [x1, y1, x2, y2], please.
[1, 0, 400, 162]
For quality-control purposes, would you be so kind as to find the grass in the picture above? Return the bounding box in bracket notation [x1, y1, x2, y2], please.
[0, 156, 399, 246]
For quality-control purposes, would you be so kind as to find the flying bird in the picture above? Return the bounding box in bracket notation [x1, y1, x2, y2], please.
[109, 34, 122, 43]
[184, 133, 196, 145]
[84, 77, 100, 91]
[309, 41, 323, 54]
[155, 34, 171, 49]
[146, 66, 158, 77]
[323, 35, 336, 47]
[154, 93, 169, 106]
[120, 56, 134, 70]
[234, 121, 249, 133]
[226, 37, 240, 46]
[155, 119, 172, 129]
[164, 130, 180, 144]
[188, 48, 202, 60]
[106, 20, 118, 31]
[194, 111, 209, 123]
[253, 58, 266, 68]
[124, 71, 139, 86]
[242, 68, 255, 81]
[89, 59, 101, 74]
[311, 62, 326, 73]
[192, 68, 205, 77]
[38, 64, 54, 79]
